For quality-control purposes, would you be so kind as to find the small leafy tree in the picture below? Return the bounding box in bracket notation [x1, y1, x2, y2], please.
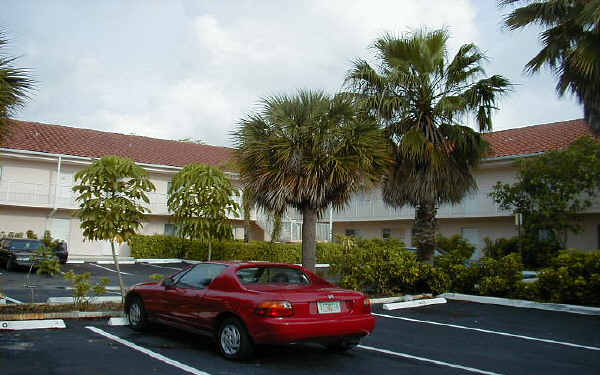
[167, 163, 240, 261]
[63, 271, 110, 310]
[34, 246, 61, 276]
[490, 136, 600, 247]
[73, 155, 156, 300]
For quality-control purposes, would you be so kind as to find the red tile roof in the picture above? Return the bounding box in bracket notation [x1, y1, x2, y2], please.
[483, 119, 596, 158]
[0, 119, 596, 166]
[1, 120, 234, 168]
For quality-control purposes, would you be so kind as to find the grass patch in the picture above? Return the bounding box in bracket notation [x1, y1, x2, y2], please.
[0, 302, 123, 314]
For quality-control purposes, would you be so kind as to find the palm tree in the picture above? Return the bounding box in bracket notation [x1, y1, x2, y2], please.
[233, 90, 391, 271]
[500, 0, 600, 132]
[0, 33, 33, 140]
[346, 29, 511, 263]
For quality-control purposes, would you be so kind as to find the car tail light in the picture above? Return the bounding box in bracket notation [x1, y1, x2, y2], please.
[255, 301, 294, 317]
[362, 297, 372, 313]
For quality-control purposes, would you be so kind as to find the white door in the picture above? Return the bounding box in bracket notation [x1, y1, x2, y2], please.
[50, 218, 71, 242]
[461, 228, 483, 259]
[57, 173, 74, 207]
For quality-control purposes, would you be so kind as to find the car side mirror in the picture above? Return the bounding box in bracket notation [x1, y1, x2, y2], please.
[163, 278, 175, 288]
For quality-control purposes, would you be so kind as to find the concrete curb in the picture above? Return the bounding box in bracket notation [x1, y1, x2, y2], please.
[439, 293, 600, 316]
[47, 296, 123, 304]
[370, 294, 433, 304]
[1, 319, 66, 330]
[0, 310, 124, 321]
[66, 260, 85, 264]
[136, 258, 182, 264]
[97, 260, 136, 265]
[383, 297, 447, 311]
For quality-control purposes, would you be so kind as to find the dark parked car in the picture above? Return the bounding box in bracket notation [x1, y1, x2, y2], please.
[0, 238, 68, 271]
[125, 261, 375, 360]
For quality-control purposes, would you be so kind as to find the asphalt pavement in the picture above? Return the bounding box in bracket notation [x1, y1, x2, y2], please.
[2, 301, 599, 374]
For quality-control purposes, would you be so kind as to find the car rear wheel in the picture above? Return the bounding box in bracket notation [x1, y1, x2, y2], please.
[127, 296, 148, 331]
[326, 338, 359, 353]
[217, 317, 253, 360]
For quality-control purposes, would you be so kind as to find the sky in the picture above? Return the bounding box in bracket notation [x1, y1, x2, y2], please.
[1, 0, 583, 148]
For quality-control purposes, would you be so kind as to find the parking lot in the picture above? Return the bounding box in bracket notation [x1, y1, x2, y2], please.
[2, 300, 599, 374]
[0, 262, 188, 303]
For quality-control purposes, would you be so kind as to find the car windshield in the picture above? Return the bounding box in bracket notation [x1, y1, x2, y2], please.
[236, 266, 310, 285]
[9, 240, 43, 252]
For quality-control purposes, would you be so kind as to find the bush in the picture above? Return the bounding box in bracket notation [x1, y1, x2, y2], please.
[483, 236, 559, 269]
[436, 234, 475, 259]
[128, 234, 343, 265]
[535, 250, 600, 306]
[35, 246, 61, 276]
[63, 271, 111, 310]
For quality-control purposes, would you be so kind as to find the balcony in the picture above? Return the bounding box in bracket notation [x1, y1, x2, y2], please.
[333, 191, 512, 221]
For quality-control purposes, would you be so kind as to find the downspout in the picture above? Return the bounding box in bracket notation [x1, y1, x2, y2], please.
[47, 155, 62, 224]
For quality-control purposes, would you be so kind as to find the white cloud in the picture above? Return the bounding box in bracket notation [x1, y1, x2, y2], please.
[1, 0, 583, 147]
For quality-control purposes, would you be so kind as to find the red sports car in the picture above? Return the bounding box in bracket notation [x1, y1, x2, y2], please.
[125, 261, 375, 360]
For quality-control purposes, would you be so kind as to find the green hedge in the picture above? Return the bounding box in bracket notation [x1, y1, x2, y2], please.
[128, 234, 343, 264]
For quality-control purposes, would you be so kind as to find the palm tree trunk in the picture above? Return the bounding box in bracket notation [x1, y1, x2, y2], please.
[412, 200, 438, 264]
[301, 207, 317, 272]
[110, 240, 126, 303]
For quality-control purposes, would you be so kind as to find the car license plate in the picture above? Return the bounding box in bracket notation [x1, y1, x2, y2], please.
[317, 301, 341, 314]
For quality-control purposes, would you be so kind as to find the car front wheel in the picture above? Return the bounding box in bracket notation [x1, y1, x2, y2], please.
[127, 296, 148, 331]
[217, 317, 253, 360]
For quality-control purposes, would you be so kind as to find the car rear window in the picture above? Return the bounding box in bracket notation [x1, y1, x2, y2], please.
[9, 240, 43, 252]
[236, 266, 310, 285]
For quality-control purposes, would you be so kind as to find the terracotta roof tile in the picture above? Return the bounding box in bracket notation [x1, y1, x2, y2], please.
[483, 119, 596, 158]
[1, 119, 596, 167]
[1, 120, 234, 168]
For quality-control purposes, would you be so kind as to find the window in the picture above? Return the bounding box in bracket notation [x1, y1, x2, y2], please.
[236, 266, 310, 285]
[382, 228, 391, 240]
[164, 224, 178, 236]
[345, 229, 359, 237]
[176, 264, 228, 289]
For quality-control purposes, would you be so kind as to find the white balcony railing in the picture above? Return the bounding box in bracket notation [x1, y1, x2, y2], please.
[333, 191, 512, 221]
[0, 181, 52, 207]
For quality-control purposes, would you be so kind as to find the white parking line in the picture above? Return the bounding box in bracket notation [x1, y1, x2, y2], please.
[4, 296, 23, 304]
[141, 263, 182, 271]
[374, 313, 600, 351]
[86, 326, 211, 375]
[90, 263, 134, 275]
[358, 345, 503, 375]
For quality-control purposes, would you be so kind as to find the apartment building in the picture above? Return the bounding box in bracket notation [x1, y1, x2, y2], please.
[1, 119, 598, 260]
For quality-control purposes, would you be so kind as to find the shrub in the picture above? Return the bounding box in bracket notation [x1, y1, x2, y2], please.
[63, 271, 110, 309]
[436, 234, 475, 259]
[26, 230, 38, 239]
[35, 246, 61, 276]
[128, 234, 342, 265]
[535, 250, 600, 306]
[483, 236, 559, 269]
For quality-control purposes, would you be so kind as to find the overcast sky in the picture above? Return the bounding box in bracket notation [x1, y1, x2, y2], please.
[2, 0, 582, 148]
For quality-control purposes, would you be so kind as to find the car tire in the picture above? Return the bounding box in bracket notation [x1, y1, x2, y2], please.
[127, 296, 148, 331]
[6, 257, 17, 272]
[217, 317, 254, 360]
[326, 339, 359, 353]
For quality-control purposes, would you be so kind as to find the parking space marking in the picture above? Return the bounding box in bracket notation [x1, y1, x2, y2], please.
[358, 345, 502, 375]
[374, 313, 600, 351]
[86, 326, 211, 375]
[90, 263, 134, 275]
[140, 263, 182, 271]
[4, 296, 23, 304]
